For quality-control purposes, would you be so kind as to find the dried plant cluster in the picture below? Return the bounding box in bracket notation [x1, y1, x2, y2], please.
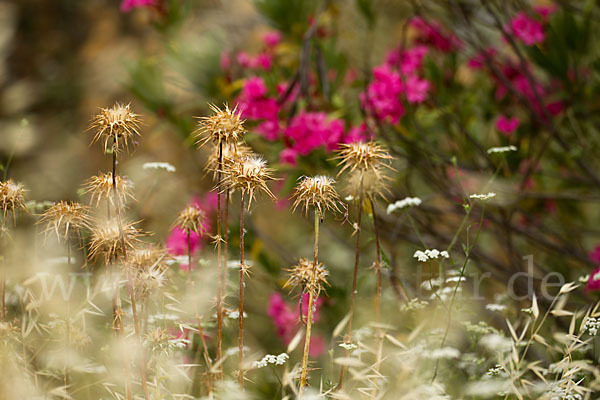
[1, 99, 599, 400]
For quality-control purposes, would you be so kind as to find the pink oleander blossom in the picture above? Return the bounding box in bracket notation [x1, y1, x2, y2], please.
[263, 31, 282, 47]
[468, 48, 497, 69]
[235, 76, 280, 141]
[255, 53, 272, 70]
[120, 0, 155, 12]
[590, 245, 600, 265]
[508, 12, 545, 46]
[279, 148, 299, 166]
[534, 5, 557, 21]
[410, 17, 462, 52]
[284, 111, 344, 155]
[344, 123, 371, 143]
[495, 115, 520, 136]
[587, 267, 600, 292]
[361, 64, 404, 123]
[405, 75, 430, 103]
[385, 45, 428, 75]
[267, 293, 325, 356]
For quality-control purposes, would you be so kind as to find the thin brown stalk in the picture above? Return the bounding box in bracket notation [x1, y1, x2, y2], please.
[187, 229, 192, 282]
[197, 317, 213, 394]
[238, 195, 245, 388]
[1, 270, 5, 322]
[370, 196, 383, 397]
[298, 210, 320, 397]
[338, 194, 363, 389]
[111, 141, 144, 400]
[215, 142, 224, 381]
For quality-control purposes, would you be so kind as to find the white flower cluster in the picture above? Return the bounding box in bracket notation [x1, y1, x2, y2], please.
[486, 364, 506, 377]
[485, 303, 507, 312]
[339, 342, 358, 350]
[387, 197, 422, 214]
[143, 162, 176, 172]
[252, 353, 289, 368]
[583, 317, 600, 336]
[548, 384, 583, 400]
[413, 249, 449, 262]
[487, 145, 517, 154]
[469, 192, 496, 201]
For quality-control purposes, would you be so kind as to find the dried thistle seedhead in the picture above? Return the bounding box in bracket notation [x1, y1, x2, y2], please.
[0, 179, 27, 222]
[284, 258, 329, 294]
[292, 175, 340, 216]
[195, 104, 246, 148]
[38, 201, 91, 240]
[345, 167, 391, 200]
[126, 245, 169, 271]
[173, 205, 206, 234]
[134, 265, 167, 300]
[89, 103, 141, 152]
[83, 173, 134, 208]
[205, 142, 251, 180]
[88, 219, 143, 263]
[57, 323, 91, 350]
[222, 155, 276, 208]
[336, 141, 392, 177]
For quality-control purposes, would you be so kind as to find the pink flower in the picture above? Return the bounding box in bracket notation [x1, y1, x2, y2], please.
[495, 115, 520, 136]
[587, 268, 600, 292]
[235, 76, 281, 141]
[267, 293, 326, 356]
[405, 75, 430, 103]
[284, 112, 344, 155]
[255, 53, 272, 70]
[279, 148, 299, 166]
[120, 0, 155, 12]
[263, 31, 282, 48]
[220, 52, 231, 71]
[410, 17, 462, 52]
[361, 64, 404, 123]
[344, 123, 371, 143]
[534, 5, 557, 21]
[385, 46, 428, 75]
[237, 52, 253, 68]
[590, 245, 600, 265]
[509, 12, 545, 46]
[468, 48, 497, 69]
[243, 76, 268, 98]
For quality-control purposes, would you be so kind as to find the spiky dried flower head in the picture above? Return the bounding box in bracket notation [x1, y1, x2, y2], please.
[284, 258, 329, 294]
[126, 245, 169, 271]
[134, 264, 167, 300]
[345, 167, 391, 200]
[0, 179, 27, 222]
[38, 201, 92, 240]
[222, 154, 276, 208]
[173, 205, 206, 234]
[292, 175, 341, 216]
[83, 172, 134, 208]
[89, 103, 141, 152]
[335, 141, 392, 177]
[195, 104, 246, 148]
[88, 219, 143, 263]
[205, 142, 251, 180]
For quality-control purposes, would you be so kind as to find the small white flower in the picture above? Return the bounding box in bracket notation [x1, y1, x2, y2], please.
[469, 192, 496, 201]
[344, 195, 354, 202]
[143, 162, 176, 172]
[487, 145, 517, 154]
[446, 276, 466, 283]
[421, 347, 461, 359]
[339, 342, 358, 350]
[387, 197, 422, 214]
[414, 249, 449, 262]
[252, 353, 289, 368]
[485, 304, 507, 312]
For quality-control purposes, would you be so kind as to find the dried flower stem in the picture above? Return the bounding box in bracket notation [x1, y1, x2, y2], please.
[111, 140, 148, 400]
[338, 193, 363, 389]
[238, 195, 246, 387]
[299, 210, 320, 396]
[197, 317, 213, 394]
[370, 197, 383, 397]
[1, 270, 5, 322]
[187, 229, 192, 282]
[215, 142, 224, 381]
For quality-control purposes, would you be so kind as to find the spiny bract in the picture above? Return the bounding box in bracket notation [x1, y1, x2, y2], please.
[292, 175, 341, 216]
[195, 104, 246, 148]
[222, 155, 276, 208]
[89, 103, 141, 153]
